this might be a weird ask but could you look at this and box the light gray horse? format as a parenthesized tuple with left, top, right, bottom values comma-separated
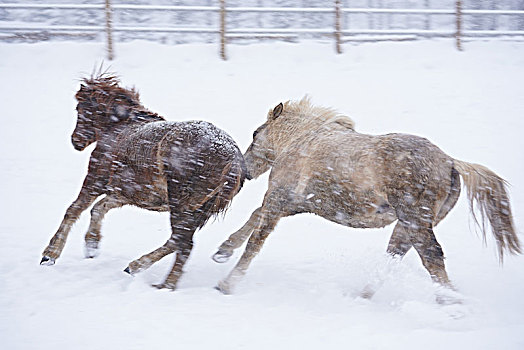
(213, 97, 520, 300)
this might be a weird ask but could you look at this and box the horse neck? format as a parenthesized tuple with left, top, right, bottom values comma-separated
(130, 109, 165, 124)
(270, 113, 331, 155)
(96, 109, 164, 147)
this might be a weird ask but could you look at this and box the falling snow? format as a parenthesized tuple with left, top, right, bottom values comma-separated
(1, 40, 524, 349)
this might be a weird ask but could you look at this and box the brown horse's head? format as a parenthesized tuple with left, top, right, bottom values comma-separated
(243, 103, 283, 180)
(72, 73, 141, 151)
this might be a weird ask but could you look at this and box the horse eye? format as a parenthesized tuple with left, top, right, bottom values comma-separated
(253, 130, 258, 139)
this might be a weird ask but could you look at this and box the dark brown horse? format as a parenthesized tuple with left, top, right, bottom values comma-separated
(41, 72, 246, 290)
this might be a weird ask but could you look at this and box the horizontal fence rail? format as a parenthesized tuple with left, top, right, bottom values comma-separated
(2, 4, 524, 15)
(1, 2, 524, 59)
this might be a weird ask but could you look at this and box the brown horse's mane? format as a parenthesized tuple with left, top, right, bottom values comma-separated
(76, 72, 163, 122)
(78, 72, 140, 104)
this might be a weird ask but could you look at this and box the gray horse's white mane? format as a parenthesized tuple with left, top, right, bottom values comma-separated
(282, 96, 355, 131)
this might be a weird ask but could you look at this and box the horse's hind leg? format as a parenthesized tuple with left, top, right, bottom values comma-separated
(124, 237, 176, 275)
(125, 179, 201, 290)
(41, 188, 99, 265)
(390, 190, 460, 303)
(386, 222, 412, 258)
(408, 220, 464, 304)
(212, 206, 262, 263)
(154, 224, 195, 290)
(409, 221, 451, 288)
(434, 167, 461, 227)
(84, 195, 124, 258)
(150, 209, 200, 290)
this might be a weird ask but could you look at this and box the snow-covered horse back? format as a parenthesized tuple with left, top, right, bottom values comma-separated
(41, 72, 246, 290)
(214, 97, 521, 301)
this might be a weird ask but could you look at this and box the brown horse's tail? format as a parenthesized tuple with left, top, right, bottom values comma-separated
(190, 154, 246, 228)
(453, 159, 521, 261)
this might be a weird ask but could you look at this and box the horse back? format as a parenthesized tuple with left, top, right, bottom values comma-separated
(267, 131, 454, 227)
(108, 120, 244, 212)
(375, 133, 454, 217)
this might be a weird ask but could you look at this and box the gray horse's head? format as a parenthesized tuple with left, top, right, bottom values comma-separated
(243, 103, 283, 180)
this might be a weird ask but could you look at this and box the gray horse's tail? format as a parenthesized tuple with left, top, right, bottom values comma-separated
(453, 159, 521, 261)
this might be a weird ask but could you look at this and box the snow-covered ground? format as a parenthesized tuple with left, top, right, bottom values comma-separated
(1, 39, 523, 349)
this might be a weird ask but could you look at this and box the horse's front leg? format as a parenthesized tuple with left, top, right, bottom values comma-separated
(84, 195, 124, 258)
(41, 187, 99, 265)
(216, 192, 286, 294)
(212, 206, 262, 263)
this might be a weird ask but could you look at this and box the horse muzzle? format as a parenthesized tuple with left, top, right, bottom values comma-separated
(71, 136, 87, 151)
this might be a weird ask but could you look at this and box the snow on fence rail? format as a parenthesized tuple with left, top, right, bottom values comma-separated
(1, 1, 523, 60)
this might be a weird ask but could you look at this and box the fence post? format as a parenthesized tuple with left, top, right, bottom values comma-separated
(220, 0, 227, 60)
(335, 0, 342, 54)
(105, 0, 114, 60)
(424, 0, 431, 30)
(455, 0, 463, 51)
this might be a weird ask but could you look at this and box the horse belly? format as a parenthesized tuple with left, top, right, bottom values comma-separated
(110, 164, 169, 211)
(328, 205, 397, 228)
(306, 184, 397, 229)
(135, 175, 169, 211)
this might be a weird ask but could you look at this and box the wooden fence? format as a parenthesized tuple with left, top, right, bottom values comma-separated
(1, 1, 524, 60)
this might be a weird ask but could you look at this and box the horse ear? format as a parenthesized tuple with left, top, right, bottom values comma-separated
(272, 103, 283, 120)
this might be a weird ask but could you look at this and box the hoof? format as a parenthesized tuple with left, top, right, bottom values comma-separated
(215, 280, 233, 295)
(84, 241, 99, 259)
(360, 285, 376, 300)
(212, 250, 232, 264)
(153, 282, 176, 291)
(436, 294, 463, 305)
(436, 290, 463, 305)
(124, 261, 143, 275)
(435, 283, 463, 305)
(40, 256, 56, 266)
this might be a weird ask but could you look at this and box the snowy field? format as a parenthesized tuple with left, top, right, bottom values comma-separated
(1, 39, 524, 349)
